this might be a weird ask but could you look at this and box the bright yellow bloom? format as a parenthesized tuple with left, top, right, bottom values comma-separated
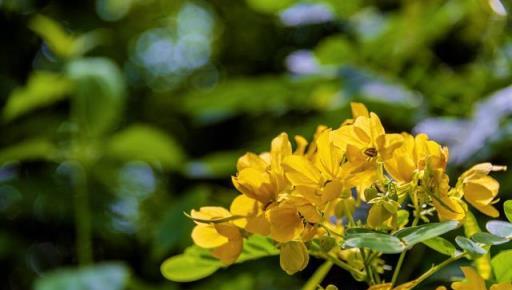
(332, 103, 402, 192)
(232, 133, 292, 205)
(230, 194, 270, 235)
(457, 163, 506, 217)
(190, 207, 243, 264)
(435, 267, 512, 290)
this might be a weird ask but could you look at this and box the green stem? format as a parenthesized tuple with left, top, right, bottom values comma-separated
(391, 215, 420, 286)
(317, 253, 365, 277)
(74, 164, 93, 265)
(410, 253, 465, 289)
(361, 249, 376, 285)
(302, 261, 333, 290)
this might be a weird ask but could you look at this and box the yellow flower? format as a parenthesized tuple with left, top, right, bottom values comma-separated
(232, 133, 292, 204)
(279, 240, 309, 275)
(190, 207, 243, 264)
(332, 103, 402, 191)
(457, 163, 506, 218)
(439, 267, 512, 290)
(267, 203, 305, 243)
(230, 194, 270, 235)
(367, 281, 416, 290)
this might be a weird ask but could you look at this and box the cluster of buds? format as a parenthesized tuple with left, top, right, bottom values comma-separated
(188, 103, 505, 276)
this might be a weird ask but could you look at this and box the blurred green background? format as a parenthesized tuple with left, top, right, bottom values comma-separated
(1, 0, 512, 289)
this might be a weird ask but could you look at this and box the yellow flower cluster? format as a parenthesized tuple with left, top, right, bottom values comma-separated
(188, 103, 506, 274)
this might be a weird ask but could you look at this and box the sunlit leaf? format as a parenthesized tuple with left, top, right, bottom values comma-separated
(0, 139, 57, 164)
(491, 249, 512, 283)
(486, 221, 512, 239)
(67, 57, 125, 137)
(344, 232, 405, 254)
(455, 236, 486, 256)
(422, 237, 457, 257)
(4, 72, 72, 121)
(106, 125, 184, 170)
(504, 200, 512, 223)
(246, 0, 295, 13)
(394, 221, 459, 248)
(34, 262, 129, 290)
(471, 232, 508, 245)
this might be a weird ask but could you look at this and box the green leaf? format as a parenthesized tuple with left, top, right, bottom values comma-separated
(422, 237, 457, 257)
(455, 236, 486, 255)
(504, 200, 512, 223)
(394, 221, 459, 248)
(66, 57, 125, 137)
(161, 246, 223, 282)
(245, 0, 295, 13)
(4, 72, 72, 121)
(486, 221, 512, 239)
(106, 125, 184, 170)
(161, 236, 279, 282)
(314, 35, 355, 65)
(471, 232, 509, 245)
(0, 139, 57, 164)
(344, 232, 405, 254)
(34, 262, 129, 290)
(491, 249, 512, 283)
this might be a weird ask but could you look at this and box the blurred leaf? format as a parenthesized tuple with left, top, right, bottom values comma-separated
(344, 232, 405, 254)
(29, 15, 106, 58)
(471, 232, 509, 245)
(486, 221, 512, 239)
(4, 72, 72, 121)
(34, 262, 130, 290)
(314, 35, 355, 65)
(455, 236, 486, 256)
(183, 151, 240, 178)
(161, 235, 279, 282)
(0, 139, 57, 164)
(422, 237, 457, 257)
(152, 187, 208, 257)
(504, 200, 512, 223)
(106, 125, 184, 170)
(491, 250, 512, 283)
(394, 221, 459, 248)
(67, 57, 125, 137)
(246, 0, 295, 13)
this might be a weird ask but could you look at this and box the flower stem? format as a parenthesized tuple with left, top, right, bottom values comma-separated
(73, 164, 93, 265)
(410, 253, 465, 289)
(302, 261, 333, 290)
(391, 215, 420, 286)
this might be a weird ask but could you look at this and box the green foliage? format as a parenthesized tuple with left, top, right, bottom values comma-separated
(422, 237, 458, 257)
(106, 125, 184, 170)
(161, 235, 279, 282)
(395, 221, 460, 248)
(344, 232, 405, 254)
(486, 221, 512, 239)
(34, 263, 130, 290)
(4, 72, 72, 121)
(504, 200, 512, 223)
(455, 236, 486, 256)
(0, 138, 57, 164)
(491, 250, 512, 283)
(471, 232, 508, 245)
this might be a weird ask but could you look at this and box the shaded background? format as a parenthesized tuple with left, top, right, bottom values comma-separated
(1, 0, 512, 289)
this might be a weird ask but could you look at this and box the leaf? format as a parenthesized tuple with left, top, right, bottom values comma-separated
(183, 151, 240, 178)
(34, 262, 129, 290)
(486, 221, 512, 239)
(471, 232, 509, 245)
(66, 57, 125, 137)
(161, 246, 222, 282)
(161, 236, 279, 282)
(455, 236, 486, 255)
(344, 232, 406, 254)
(504, 200, 512, 223)
(4, 72, 72, 121)
(0, 139, 57, 164)
(464, 210, 492, 279)
(491, 249, 512, 283)
(422, 237, 457, 257)
(106, 125, 184, 170)
(152, 187, 209, 257)
(245, 0, 295, 13)
(394, 221, 460, 248)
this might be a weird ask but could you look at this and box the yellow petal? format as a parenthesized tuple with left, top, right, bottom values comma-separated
(351, 102, 369, 118)
(451, 267, 487, 290)
(282, 155, 323, 187)
(271, 132, 292, 171)
(367, 283, 393, 290)
(298, 204, 322, 223)
(279, 241, 309, 275)
(232, 167, 274, 203)
(212, 237, 243, 265)
(294, 135, 308, 155)
(490, 284, 512, 290)
(433, 196, 466, 221)
(246, 213, 271, 235)
(316, 129, 344, 178)
(214, 223, 242, 240)
(236, 152, 268, 171)
(367, 203, 393, 228)
(321, 180, 344, 203)
(191, 206, 231, 221)
(230, 194, 261, 227)
(191, 225, 228, 248)
(268, 206, 304, 242)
